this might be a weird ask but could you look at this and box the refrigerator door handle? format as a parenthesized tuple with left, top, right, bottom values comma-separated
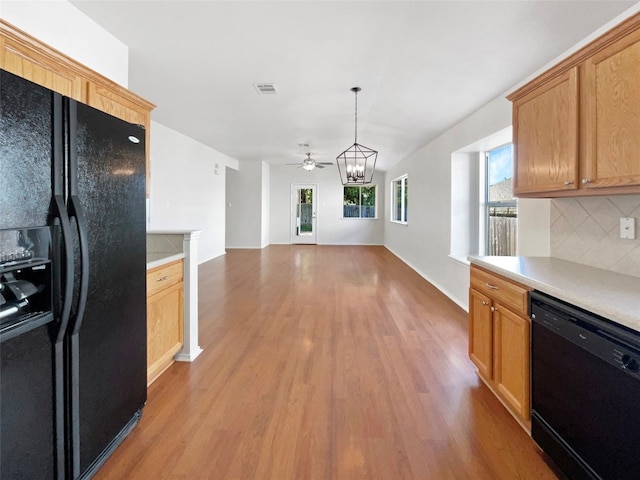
(67, 195, 89, 336)
(52, 195, 74, 344)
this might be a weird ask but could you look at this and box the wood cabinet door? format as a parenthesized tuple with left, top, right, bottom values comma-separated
(512, 67, 579, 195)
(493, 304, 530, 421)
(469, 289, 493, 380)
(583, 28, 640, 190)
(147, 282, 184, 384)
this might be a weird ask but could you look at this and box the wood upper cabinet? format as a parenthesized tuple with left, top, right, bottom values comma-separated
(508, 12, 640, 197)
(512, 68, 579, 195)
(583, 27, 640, 190)
(0, 30, 85, 100)
(469, 265, 531, 431)
(0, 19, 155, 196)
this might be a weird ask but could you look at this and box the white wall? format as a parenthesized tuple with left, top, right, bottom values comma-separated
(1, 0, 128, 87)
(149, 121, 236, 263)
(269, 165, 385, 245)
(2, 1, 239, 264)
(384, 95, 550, 310)
(261, 162, 270, 248)
(226, 160, 265, 248)
(383, 4, 640, 310)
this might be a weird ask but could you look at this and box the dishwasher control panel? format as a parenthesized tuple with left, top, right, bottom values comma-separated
(531, 291, 640, 381)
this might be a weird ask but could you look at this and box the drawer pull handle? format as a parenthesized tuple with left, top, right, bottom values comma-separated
(156, 275, 169, 282)
(486, 283, 499, 290)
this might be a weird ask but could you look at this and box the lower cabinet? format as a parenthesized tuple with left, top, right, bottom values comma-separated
(147, 260, 184, 385)
(469, 265, 532, 430)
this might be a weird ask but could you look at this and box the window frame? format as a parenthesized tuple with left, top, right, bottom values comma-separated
(342, 185, 378, 219)
(390, 174, 408, 225)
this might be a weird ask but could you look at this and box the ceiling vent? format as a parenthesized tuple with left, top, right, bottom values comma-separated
(297, 143, 310, 148)
(253, 83, 279, 95)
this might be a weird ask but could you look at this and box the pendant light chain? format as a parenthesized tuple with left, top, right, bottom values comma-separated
(354, 88, 358, 145)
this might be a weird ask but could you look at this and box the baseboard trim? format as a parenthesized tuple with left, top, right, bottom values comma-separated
(384, 245, 468, 312)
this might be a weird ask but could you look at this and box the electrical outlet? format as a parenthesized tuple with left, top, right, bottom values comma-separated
(620, 217, 636, 240)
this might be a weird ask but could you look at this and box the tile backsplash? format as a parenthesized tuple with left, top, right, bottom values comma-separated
(551, 195, 640, 278)
(146, 234, 184, 254)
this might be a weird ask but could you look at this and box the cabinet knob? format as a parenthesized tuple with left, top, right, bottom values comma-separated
(482, 300, 488, 306)
(564, 180, 574, 185)
(582, 178, 591, 184)
(491, 306, 496, 313)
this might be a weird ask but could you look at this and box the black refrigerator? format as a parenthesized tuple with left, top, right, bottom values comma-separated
(0, 70, 147, 479)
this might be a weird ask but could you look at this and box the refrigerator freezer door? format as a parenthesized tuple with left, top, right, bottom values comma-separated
(1, 326, 57, 477)
(0, 70, 54, 230)
(0, 70, 65, 479)
(68, 101, 147, 478)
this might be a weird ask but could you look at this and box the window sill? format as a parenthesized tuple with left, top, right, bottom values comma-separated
(390, 220, 408, 226)
(341, 217, 379, 220)
(448, 254, 470, 267)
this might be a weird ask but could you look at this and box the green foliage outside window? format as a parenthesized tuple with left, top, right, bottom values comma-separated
(343, 186, 376, 218)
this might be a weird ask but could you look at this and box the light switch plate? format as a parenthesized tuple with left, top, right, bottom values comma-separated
(620, 217, 636, 240)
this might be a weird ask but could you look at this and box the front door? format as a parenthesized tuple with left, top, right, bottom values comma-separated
(291, 184, 317, 244)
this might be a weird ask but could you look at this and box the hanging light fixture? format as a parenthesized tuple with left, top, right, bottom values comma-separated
(302, 153, 316, 171)
(336, 87, 377, 185)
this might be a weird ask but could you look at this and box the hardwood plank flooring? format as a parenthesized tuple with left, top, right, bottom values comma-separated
(95, 245, 559, 479)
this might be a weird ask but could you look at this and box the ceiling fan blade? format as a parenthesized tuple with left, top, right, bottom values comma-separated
(315, 165, 325, 169)
(317, 162, 333, 166)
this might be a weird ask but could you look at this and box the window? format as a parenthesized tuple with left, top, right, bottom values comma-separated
(343, 185, 377, 218)
(485, 144, 516, 255)
(391, 175, 408, 224)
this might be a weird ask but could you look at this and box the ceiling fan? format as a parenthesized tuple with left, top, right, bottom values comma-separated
(287, 153, 333, 171)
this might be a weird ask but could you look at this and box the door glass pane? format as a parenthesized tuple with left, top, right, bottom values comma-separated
(297, 188, 313, 236)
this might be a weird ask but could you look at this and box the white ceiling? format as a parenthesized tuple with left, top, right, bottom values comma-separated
(71, 0, 636, 171)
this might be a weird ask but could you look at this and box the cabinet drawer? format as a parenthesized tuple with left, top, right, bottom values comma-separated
(147, 260, 183, 298)
(470, 265, 529, 315)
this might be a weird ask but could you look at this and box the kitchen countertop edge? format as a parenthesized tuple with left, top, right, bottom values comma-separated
(467, 256, 640, 332)
(147, 252, 185, 270)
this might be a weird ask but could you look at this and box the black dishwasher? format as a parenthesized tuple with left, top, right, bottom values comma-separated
(531, 291, 640, 480)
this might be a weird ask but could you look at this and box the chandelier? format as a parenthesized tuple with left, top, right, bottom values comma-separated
(336, 87, 377, 185)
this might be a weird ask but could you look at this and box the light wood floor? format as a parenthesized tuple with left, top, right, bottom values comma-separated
(95, 245, 559, 480)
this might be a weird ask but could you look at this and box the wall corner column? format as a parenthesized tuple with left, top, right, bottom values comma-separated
(175, 230, 203, 362)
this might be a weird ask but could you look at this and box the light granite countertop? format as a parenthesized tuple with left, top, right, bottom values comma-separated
(468, 256, 640, 333)
(146, 252, 185, 270)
